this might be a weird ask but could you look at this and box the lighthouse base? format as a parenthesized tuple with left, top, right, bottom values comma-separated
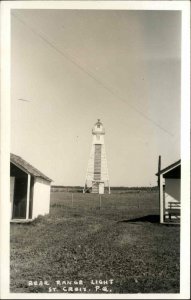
(92, 182, 104, 194)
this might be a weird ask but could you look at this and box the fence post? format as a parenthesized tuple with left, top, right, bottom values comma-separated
(99, 195, 102, 210)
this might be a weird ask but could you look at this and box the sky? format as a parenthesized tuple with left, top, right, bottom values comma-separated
(11, 9, 181, 187)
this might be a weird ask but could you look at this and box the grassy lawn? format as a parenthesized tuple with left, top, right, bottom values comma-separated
(10, 191, 180, 294)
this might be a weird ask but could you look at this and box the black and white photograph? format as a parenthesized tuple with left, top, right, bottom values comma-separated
(0, 0, 190, 299)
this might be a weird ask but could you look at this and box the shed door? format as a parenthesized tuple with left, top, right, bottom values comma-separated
(29, 176, 34, 219)
(12, 177, 28, 219)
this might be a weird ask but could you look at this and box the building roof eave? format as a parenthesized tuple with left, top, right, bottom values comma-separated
(10, 153, 52, 182)
(155, 159, 181, 176)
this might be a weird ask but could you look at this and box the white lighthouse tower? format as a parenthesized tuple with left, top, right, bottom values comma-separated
(83, 119, 110, 194)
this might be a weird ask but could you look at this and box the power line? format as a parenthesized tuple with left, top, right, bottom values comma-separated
(17, 98, 30, 102)
(12, 12, 174, 137)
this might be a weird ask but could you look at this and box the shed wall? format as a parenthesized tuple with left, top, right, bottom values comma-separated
(10, 177, 15, 219)
(165, 178, 180, 209)
(32, 178, 51, 218)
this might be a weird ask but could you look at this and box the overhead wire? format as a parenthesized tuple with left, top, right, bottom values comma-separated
(12, 12, 174, 137)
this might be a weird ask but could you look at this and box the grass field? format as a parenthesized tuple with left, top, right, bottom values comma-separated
(10, 191, 180, 294)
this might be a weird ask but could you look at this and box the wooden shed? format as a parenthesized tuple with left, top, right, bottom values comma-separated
(156, 159, 181, 224)
(10, 153, 52, 222)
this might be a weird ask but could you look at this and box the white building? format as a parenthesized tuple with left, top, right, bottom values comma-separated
(10, 153, 52, 222)
(83, 119, 110, 194)
(156, 159, 181, 224)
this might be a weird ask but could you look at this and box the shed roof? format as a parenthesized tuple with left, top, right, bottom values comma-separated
(156, 159, 181, 176)
(10, 153, 52, 182)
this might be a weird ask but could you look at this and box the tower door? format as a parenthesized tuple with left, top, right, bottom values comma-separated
(99, 183, 104, 194)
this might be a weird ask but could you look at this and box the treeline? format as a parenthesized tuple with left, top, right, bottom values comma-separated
(51, 185, 158, 193)
(111, 186, 158, 190)
(110, 186, 158, 194)
(51, 186, 82, 192)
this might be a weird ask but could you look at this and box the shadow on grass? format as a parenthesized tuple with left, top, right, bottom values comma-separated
(119, 215, 180, 226)
(119, 214, 160, 224)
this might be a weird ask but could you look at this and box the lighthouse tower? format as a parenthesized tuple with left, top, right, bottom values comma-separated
(83, 119, 110, 194)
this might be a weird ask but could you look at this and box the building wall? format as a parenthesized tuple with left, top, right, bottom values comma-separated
(94, 144, 101, 180)
(100, 143, 109, 182)
(93, 134, 104, 145)
(164, 178, 180, 209)
(10, 177, 15, 219)
(32, 177, 51, 219)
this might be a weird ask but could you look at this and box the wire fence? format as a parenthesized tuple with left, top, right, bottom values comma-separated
(50, 191, 159, 211)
